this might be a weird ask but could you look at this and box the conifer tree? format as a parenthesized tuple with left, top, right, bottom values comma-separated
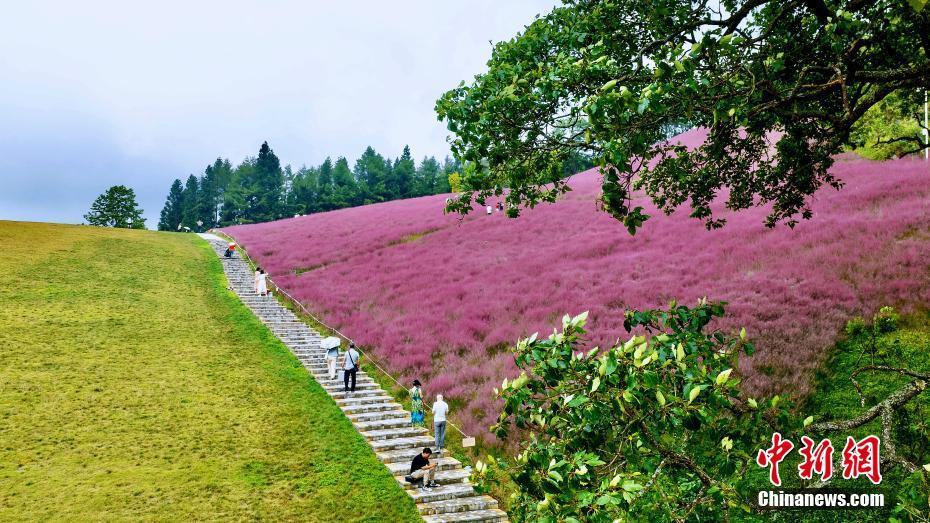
(389, 145, 415, 199)
(85, 185, 146, 229)
(178, 175, 201, 231)
(157, 179, 184, 231)
(415, 156, 441, 196)
(245, 141, 283, 222)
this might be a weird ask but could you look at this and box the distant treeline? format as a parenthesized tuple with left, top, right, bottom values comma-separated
(158, 141, 592, 232)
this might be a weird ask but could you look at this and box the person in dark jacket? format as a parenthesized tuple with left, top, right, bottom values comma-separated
(408, 448, 437, 490)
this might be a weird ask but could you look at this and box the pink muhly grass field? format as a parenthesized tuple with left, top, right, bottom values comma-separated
(222, 135, 930, 441)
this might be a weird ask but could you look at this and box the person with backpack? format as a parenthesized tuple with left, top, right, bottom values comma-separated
(343, 343, 360, 393)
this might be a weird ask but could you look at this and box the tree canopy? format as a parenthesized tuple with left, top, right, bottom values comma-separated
(436, 0, 930, 233)
(84, 185, 146, 229)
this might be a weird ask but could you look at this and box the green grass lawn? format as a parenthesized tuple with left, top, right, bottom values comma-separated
(0, 221, 420, 522)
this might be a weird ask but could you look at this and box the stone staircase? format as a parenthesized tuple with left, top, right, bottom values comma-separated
(202, 235, 508, 523)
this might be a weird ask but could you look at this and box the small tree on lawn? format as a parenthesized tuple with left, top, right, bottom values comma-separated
(84, 185, 146, 229)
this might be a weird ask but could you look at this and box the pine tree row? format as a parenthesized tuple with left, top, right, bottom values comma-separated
(157, 142, 461, 232)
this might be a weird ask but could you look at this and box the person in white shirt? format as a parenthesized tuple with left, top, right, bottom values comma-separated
(254, 268, 268, 296)
(432, 394, 449, 455)
(343, 343, 360, 393)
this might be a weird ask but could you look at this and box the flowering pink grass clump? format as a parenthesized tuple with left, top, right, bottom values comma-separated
(223, 132, 930, 441)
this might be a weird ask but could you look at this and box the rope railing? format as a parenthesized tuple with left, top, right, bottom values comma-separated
(209, 231, 473, 444)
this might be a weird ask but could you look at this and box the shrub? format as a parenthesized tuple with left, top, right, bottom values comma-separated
(845, 316, 867, 337)
(874, 306, 900, 333)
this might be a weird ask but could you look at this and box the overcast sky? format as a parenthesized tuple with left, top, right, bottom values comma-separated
(0, 1, 556, 227)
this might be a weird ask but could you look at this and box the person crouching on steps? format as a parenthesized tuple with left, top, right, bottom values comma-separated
(343, 343, 360, 394)
(409, 447, 438, 491)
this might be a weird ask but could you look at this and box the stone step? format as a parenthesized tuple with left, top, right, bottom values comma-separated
(376, 446, 442, 464)
(362, 426, 428, 441)
(312, 373, 372, 384)
(348, 409, 410, 424)
(336, 394, 394, 406)
(422, 509, 509, 523)
(343, 405, 412, 422)
(319, 376, 375, 387)
(398, 468, 471, 489)
(417, 496, 498, 516)
(409, 483, 477, 504)
(329, 388, 383, 399)
(323, 381, 378, 391)
(340, 402, 403, 414)
(369, 435, 434, 452)
(353, 415, 414, 431)
(386, 456, 461, 475)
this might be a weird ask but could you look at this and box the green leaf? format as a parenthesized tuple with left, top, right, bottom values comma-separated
(715, 368, 732, 386)
(656, 390, 666, 407)
(601, 79, 618, 91)
(572, 311, 589, 326)
(907, 0, 927, 12)
(803, 415, 814, 427)
(688, 386, 701, 403)
(567, 395, 590, 408)
(548, 470, 563, 482)
(747, 398, 758, 409)
(591, 377, 601, 392)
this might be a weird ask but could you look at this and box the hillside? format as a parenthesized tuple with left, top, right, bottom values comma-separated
(0, 221, 420, 521)
(222, 138, 930, 440)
